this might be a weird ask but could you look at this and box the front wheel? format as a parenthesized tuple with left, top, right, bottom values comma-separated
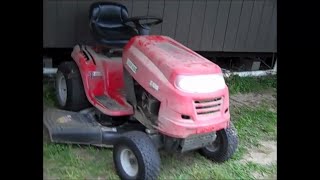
(113, 131, 161, 180)
(199, 122, 238, 162)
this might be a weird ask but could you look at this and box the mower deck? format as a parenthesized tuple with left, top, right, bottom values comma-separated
(43, 107, 117, 146)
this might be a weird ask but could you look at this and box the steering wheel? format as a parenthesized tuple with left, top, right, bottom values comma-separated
(124, 16, 163, 28)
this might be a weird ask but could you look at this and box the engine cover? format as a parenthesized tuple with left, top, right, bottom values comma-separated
(122, 35, 230, 139)
(123, 35, 222, 83)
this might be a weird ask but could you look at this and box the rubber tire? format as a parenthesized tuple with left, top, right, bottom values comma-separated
(113, 131, 161, 180)
(55, 61, 91, 111)
(199, 122, 238, 163)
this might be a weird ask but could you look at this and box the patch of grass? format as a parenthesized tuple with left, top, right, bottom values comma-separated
(43, 143, 119, 179)
(226, 75, 277, 94)
(43, 83, 57, 107)
(159, 152, 254, 180)
(232, 105, 277, 147)
(158, 151, 277, 180)
(43, 104, 277, 179)
(249, 162, 277, 177)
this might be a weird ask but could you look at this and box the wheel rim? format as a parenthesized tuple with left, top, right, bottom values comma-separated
(57, 72, 67, 106)
(205, 134, 222, 152)
(120, 148, 139, 177)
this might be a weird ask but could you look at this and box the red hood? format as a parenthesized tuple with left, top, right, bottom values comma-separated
(126, 35, 222, 81)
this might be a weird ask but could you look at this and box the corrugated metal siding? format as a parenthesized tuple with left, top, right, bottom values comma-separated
(43, 0, 277, 53)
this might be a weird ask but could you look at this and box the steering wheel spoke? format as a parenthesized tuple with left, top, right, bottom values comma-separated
(124, 16, 162, 28)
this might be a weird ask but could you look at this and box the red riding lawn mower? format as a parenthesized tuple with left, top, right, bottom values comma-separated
(44, 2, 238, 180)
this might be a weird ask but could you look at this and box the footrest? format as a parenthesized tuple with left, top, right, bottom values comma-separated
(95, 95, 128, 110)
(43, 108, 103, 145)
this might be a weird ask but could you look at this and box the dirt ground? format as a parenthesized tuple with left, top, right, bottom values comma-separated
(230, 89, 277, 110)
(231, 91, 277, 179)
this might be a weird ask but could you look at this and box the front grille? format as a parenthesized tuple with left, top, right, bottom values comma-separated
(194, 97, 223, 116)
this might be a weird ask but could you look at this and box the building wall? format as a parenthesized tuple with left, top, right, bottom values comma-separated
(43, 0, 277, 53)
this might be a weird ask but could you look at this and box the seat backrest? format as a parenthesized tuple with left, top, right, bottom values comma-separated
(89, 2, 128, 27)
(89, 2, 137, 48)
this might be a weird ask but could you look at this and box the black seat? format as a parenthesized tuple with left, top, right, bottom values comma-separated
(89, 2, 138, 48)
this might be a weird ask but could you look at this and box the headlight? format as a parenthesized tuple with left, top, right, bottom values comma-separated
(175, 74, 226, 93)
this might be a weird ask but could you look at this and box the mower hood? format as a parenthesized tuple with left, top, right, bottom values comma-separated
(125, 35, 222, 83)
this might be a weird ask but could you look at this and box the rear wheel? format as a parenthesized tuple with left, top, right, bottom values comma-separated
(55, 61, 91, 111)
(199, 122, 238, 162)
(113, 131, 160, 180)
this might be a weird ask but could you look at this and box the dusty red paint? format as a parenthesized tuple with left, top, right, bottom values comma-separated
(71, 35, 230, 138)
(123, 35, 230, 138)
(71, 45, 133, 116)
